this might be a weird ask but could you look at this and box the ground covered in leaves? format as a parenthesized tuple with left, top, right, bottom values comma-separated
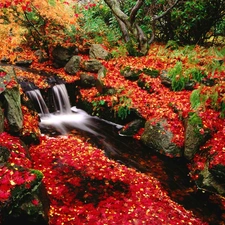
(29, 134, 207, 225)
(0, 42, 225, 224)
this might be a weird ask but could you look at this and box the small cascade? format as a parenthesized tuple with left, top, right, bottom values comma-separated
(52, 84, 71, 114)
(25, 83, 121, 136)
(26, 89, 49, 115)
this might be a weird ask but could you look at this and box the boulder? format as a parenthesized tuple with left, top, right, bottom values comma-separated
(141, 119, 182, 157)
(82, 59, 103, 72)
(34, 50, 49, 63)
(52, 45, 77, 68)
(119, 119, 145, 136)
(0, 67, 23, 133)
(80, 73, 96, 88)
(89, 44, 111, 60)
(184, 115, 211, 160)
(4, 86, 23, 133)
(64, 55, 81, 75)
(195, 162, 225, 196)
(0, 104, 4, 132)
(15, 59, 33, 67)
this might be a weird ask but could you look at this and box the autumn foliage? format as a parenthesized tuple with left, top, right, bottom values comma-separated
(0, 0, 225, 224)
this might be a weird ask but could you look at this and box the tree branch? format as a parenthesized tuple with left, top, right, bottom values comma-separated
(130, 0, 144, 25)
(152, 0, 180, 21)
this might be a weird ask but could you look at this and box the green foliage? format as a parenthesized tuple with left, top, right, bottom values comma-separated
(77, 2, 121, 47)
(187, 68, 206, 83)
(190, 89, 201, 110)
(92, 100, 106, 113)
(117, 96, 132, 120)
(168, 62, 189, 91)
(188, 112, 203, 136)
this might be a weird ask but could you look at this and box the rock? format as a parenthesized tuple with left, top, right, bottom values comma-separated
(82, 59, 103, 72)
(184, 114, 211, 160)
(160, 70, 172, 88)
(0, 67, 23, 133)
(15, 59, 33, 67)
(4, 86, 23, 133)
(0, 67, 13, 94)
(195, 162, 225, 196)
(0, 146, 10, 163)
(64, 55, 81, 75)
(0, 103, 4, 132)
(119, 119, 145, 136)
(97, 66, 107, 80)
(80, 73, 96, 88)
(141, 119, 182, 157)
(52, 45, 77, 68)
(89, 44, 111, 60)
(0, 57, 10, 63)
(0, 164, 49, 225)
(34, 50, 49, 63)
(120, 66, 141, 81)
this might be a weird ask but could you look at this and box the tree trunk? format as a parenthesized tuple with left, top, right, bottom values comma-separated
(104, 0, 148, 55)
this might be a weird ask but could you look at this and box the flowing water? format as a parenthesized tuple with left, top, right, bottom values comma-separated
(26, 84, 225, 224)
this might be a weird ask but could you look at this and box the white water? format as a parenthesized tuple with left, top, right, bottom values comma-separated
(27, 84, 123, 135)
(26, 89, 49, 115)
(52, 83, 71, 113)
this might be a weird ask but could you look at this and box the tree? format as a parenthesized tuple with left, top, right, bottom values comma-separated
(103, 0, 180, 55)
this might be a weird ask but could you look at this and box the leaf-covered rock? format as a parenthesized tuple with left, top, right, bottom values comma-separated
(141, 119, 183, 157)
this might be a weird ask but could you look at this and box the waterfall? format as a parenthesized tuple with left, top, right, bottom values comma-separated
(26, 89, 49, 115)
(52, 84, 71, 114)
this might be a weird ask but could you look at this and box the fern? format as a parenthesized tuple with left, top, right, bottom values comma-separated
(190, 89, 201, 109)
(168, 61, 189, 91)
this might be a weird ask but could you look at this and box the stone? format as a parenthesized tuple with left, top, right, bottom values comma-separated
(80, 73, 96, 88)
(89, 44, 111, 60)
(15, 59, 33, 67)
(4, 86, 23, 133)
(184, 118, 211, 160)
(34, 50, 49, 63)
(120, 66, 141, 81)
(52, 45, 78, 68)
(82, 59, 103, 72)
(141, 119, 182, 157)
(119, 119, 145, 136)
(64, 55, 81, 75)
(0, 103, 4, 132)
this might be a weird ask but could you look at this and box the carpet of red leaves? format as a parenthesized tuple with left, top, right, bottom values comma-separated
(29, 135, 207, 225)
(1, 43, 225, 224)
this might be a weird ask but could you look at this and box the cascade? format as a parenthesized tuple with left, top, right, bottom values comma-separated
(52, 84, 71, 114)
(26, 89, 49, 115)
(26, 84, 102, 135)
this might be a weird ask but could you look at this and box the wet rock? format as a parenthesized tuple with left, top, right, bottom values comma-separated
(82, 59, 103, 72)
(119, 119, 145, 136)
(141, 119, 182, 157)
(89, 44, 111, 60)
(195, 162, 225, 196)
(64, 55, 81, 75)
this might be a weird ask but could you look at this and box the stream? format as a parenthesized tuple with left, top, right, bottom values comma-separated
(39, 106, 224, 225)
(1, 62, 224, 224)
